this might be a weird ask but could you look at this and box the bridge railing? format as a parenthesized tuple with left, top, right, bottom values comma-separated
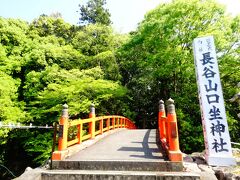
(52, 104, 136, 160)
(158, 98, 183, 162)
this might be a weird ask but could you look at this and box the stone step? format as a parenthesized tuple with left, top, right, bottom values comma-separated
(52, 160, 183, 172)
(42, 170, 200, 180)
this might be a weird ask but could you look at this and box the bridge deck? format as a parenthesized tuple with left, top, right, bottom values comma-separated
(66, 129, 166, 161)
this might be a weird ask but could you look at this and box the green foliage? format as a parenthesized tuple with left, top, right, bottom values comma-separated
(71, 24, 122, 80)
(24, 132, 52, 165)
(24, 65, 127, 123)
(0, 18, 28, 53)
(29, 15, 72, 40)
(0, 72, 25, 122)
(78, 0, 111, 26)
(71, 24, 114, 56)
(91, 51, 120, 80)
(0, 71, 26, 147)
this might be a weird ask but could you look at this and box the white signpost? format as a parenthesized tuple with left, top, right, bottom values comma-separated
(193, 36, 236, 166)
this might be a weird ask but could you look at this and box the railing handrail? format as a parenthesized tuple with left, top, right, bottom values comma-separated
(68, 115, 132, 127)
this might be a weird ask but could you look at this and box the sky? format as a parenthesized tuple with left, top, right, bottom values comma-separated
(0, 0, 240, 33)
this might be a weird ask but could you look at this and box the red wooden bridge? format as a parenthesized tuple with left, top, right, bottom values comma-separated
(42, 99, 203, 180)
(52, 99, 181, 162)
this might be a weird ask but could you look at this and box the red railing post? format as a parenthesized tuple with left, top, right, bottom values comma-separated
(107, 118, 110, 131)
(120, 118, 123, 128)
(112, 117, 115, 129)
(116, 117, 119, 128)
(89, 103, 96, 118)
(89, 104, 95, 139)
(123, 118, 126, 128)
(58, 104, 69, 151)
(52, 104, 69, 160)
(77, 124, 82, 144)
(166, 98, 182, 162)
(100, 119, 103, 135)
(120, 118, 122, 128)
(158, 100, 166, 142)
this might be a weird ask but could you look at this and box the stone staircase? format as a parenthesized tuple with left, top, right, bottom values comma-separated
(52, 160, 183, 171)
(41, 159, 200, 180)
(16, 159, 219, 180)
(42, 170, 200, 180)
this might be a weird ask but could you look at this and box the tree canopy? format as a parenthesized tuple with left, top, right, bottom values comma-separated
(78, 0, 112, 26)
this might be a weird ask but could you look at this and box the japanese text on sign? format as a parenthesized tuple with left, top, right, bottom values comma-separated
(193, 36, 235, 166)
